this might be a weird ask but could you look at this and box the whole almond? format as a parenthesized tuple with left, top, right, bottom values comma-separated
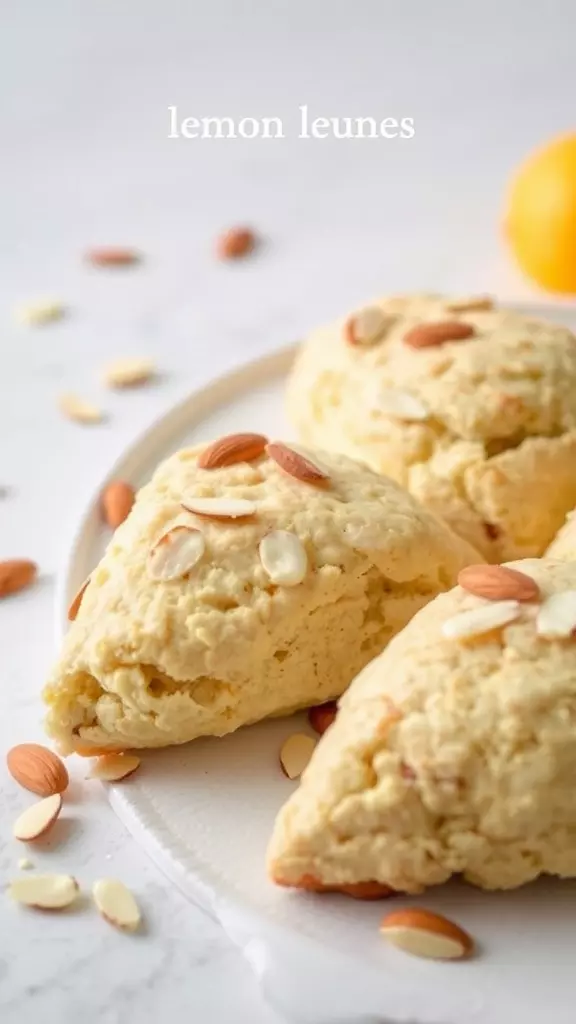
(7, 744, 69, 797)
(266, 443, 330, 487)
(86, 247, 140, 267)
(307, 702, 338, 736)
(380, 907, 473, 960)
(101, 481, 135, 528)
(404, 320, 475, 349)
(68, 577, 90, 621)
(216, 227, 256, 260)
(199, 432, 268, 469)
(0, 559, 37, 598)
(458, 564, 540, 602)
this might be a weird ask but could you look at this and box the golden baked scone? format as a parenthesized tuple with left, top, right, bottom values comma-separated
(546, 509, 576, 561)
(44, 435, 479, 753)
(286, 294, 576, 562)
(268, 558, 576, 894)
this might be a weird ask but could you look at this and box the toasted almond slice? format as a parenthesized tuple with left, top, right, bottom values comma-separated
(404, 320, 475, 349)
(441, 599, 521, 641)
(344, 306, 394, 346)
(181, 496, 256, 520)
(266, 442, 330, 486)
(13, 793, 63, 842)
(101, 480, 135, 528)
(307, 701, 338, 736)
(279, 734, 317, 780)
(103, 357, 155, 388)
(458, 564, 540, 603)
(15, 299, 67, 326)
(259, 531, 308, 586)
(198, 432, 268, 469)
(86, 247, 141, 267)
(380, 908, 473, 960)
(68, 578, 90, 621)
(536, 590, 576, 639)
(7, 743, 69, 797)
(148, 525, 205, 581)
(58, 393, 104, 424)
(88, 753, 141, 782)
(92, 879, 141, 931)
(374, 388, 429, 421)
(9, 873, 79, 910)
(0, 559, 37, 598)
(445, 295, 494, 313)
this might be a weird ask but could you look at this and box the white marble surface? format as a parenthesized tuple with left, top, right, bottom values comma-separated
(1, 2, 575, 1022)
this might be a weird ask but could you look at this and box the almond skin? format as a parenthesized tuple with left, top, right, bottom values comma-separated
(216, 227, 256, 260)
(272, 873, 396, 899)
(458, 564, 540, 602)
(101, 481, 135, 528)
(307, 702, 338, 736)
(0, 559, 37, 598)
(266, 443, 330, 486)
(404, 320, 474, 348)
(198, 433, 268, 469)
(7, 744, 69, 797)
(86, 247, 140, 267)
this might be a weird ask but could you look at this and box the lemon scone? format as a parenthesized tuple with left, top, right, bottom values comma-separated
(546, 509, 576, 561)
(268, 558, 576, 894)
(287, 294, 576, 562)
(44, 434, 479, 754)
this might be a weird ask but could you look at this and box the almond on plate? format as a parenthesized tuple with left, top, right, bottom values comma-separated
(279, 734, 317, 780)
(9, 873, 79, 910)
(103, 357, 155, 388)
(0, 559, 37, 598)
(7, 743, 69, 796)
(13, 793, 63, 842)
(380, 907, 474, 960)
(307, 702, 338, 735)
(216, 227, 256, 260)
(101, 480, 135, 528)
(88, 753, 140, 782)
(86, 247, 141, 267)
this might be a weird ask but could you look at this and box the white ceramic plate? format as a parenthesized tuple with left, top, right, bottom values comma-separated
(57, 310, 576, 1024)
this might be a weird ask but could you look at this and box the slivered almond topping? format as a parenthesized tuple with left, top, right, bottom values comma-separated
(181, 496, 256, 520)
(458, 564, 540, 603)
(148, 526, 205, 581)
(92, 879, 141, 931)
(15, 299, 67, 326)
(68, 577, 90, 621)
(101, 480, 135, 528)
(374, 388, 429, 421)
(279, 734, 317, 779)
(103, 358, 155, 388)
(380, 908, 473, 960)
(13, 793, 63, 842)
(446, 295, 494, 313)
(344, 306, 394, 346)
(404, 320, 475, 349)
(536, 590, 576, 639)
(308, 701, 338, 735)
(259, 530, 308, 586)
(0, 559, 37, 598)
(59, 393, 104, 424)
(199, 432, 268, 469)
(266, 443, 330, 486)
(442, 600, 521, 641)
(86, 247, 140, 267)
(9, 873, 79, 910)
(88, 753, 141, 782)
(7, 744, 69, 797)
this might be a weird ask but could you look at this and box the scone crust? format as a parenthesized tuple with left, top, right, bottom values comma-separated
(287, 294, 576, 561)
(44, 442, 478, 752)
(268, 558, 576, 893)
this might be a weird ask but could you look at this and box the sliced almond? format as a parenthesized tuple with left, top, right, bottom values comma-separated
(88, 753, 140, 782)
(68, 577, 90, 621)
(279, 733, 317, 780)
(18, 858, 34, 870)
(446, 295, 494, 313)
(216, 227, 256, 260)
(103, 357, 155, 389)
(307, 701, 338, 736)
(15, 299, 67, 326)
(181, 496, 256, 520)
(458, 564, 540, 603)
(92, 878, 141, 931)
(0, 559, 37, 598)
(9, 873, 79, 910)
(198, 432, 268, 469)
(7, 744, 69, 797)
(148, 525, 206, 581)
(404, 320, 475, 349)
(59, 393, 104, 425)
(101, 480, 135, 528)
(441, 599, 521, 641)
(259, 531, 308, 586)
(380, 908, 473, 960)
(72, 742, 126, 757)
(536, 590, 576, 639)
(344, 306, 393, 346)
(86, 247, 141, 267)
(266, 442, 330, 487)
(374, 388, 429, 421)
(13, 793, 63, 842)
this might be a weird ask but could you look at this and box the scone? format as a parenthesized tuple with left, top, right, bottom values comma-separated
(287, 293, 576, 562)
(268, 558, 576, 894)
(546, 509, 576, 561)
(44, 434, 479, 754)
